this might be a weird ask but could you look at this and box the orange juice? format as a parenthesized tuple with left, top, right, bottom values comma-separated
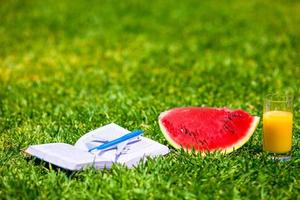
(263, 111, 293, 153)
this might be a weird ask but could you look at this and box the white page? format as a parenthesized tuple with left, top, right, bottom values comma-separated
(75, 123, 170, 168)
(75, 123, 130, 151)
(26, 143, 96, 170)
(116, 137, 170, 167)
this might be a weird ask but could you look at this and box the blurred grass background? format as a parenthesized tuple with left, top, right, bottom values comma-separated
(0, 0, 300, 199)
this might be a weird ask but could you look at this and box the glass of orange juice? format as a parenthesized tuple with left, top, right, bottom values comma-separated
(263, 93, 293, 160)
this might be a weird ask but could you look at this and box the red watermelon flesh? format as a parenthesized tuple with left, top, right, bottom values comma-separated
(159, 107, 260, 153)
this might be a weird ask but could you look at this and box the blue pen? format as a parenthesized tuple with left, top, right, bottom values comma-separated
(88, 130, 144, 152)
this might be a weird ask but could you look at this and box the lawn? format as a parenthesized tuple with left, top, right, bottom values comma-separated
(0, 0, 300, 199)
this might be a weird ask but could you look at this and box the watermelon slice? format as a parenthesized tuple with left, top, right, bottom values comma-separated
(158, 107, 260, 154)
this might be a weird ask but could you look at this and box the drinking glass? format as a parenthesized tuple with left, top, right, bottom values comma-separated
(263, 93, 293, 161)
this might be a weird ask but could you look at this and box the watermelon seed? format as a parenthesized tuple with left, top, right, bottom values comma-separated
(181, 127, 193, 137)
(223, 123, 235, 134)
(228, 113, 243, 120)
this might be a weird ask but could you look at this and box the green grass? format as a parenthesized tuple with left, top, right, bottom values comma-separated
(1, 0, 300, 199)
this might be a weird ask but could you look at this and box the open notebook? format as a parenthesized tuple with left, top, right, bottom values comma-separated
(25, 123, 169, 171)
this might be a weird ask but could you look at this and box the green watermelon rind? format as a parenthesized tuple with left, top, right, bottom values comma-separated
(158, 110, 260, 154)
